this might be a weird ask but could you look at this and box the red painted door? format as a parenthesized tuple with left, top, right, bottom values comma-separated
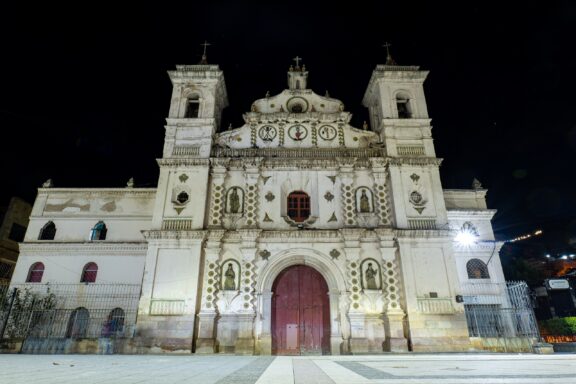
(272, 265, 330, 355)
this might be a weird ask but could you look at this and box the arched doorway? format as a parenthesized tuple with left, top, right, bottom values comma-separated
(271, 265, 330, 355)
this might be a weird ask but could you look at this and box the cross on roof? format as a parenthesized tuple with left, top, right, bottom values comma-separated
(201, 40, 211, 57)
(292, 56, 302, 67)
(382, 42, 392, 57)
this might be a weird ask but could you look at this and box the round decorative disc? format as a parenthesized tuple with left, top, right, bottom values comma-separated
(288, 125, 308, 141)
(258, 125, 277, 141)
(318, 125, 337, 140)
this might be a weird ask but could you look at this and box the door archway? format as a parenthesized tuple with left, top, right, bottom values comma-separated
(271, 265, 330, 355)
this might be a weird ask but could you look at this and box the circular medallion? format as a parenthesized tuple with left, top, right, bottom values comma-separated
(409, 191, 423, 205)
(286, 96, 309, 113)
(318, 125, 337, 140)
(258, 125, 277, 141)
(288, 125, 308, 141)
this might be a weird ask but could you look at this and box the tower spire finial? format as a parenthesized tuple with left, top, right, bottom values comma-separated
(292, 56, 302, 69)
(382, 42, 396, 65)
(200, 40, 211, 64)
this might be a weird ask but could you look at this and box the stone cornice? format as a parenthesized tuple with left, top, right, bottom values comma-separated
(259, 230, 343, 243)
(453, 240, 504, 252)
(157, 158, 211, 167)
(37, 188, 157, 196)
(142, 230, 207, 240)
(388, 157, 443, 167)
(447, 210, 497, 219)
(211, 147, 386, 159)
(19, 242, 148, 255)
(395, 229, 453, 239)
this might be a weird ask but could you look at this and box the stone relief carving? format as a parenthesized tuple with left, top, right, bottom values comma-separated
(355, 187, 373, 213)
(324, 191, 334, 202)
(265, 191, 275, 202)
(330, 249, 341, 260)
(221, 259, 240, 291)
(178, 173, 189, 183)
(361, 259, 382, 290)
(408, 173, 427, 215)
(226, 187, 244, 214)
(259, 249, 271, 260)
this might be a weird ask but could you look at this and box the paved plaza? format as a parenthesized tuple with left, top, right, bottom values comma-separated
(0, 353, 575, 384)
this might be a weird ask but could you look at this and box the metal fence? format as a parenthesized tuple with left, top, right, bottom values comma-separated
(0, 283, 141, 344)
(462, 281, 540, 352)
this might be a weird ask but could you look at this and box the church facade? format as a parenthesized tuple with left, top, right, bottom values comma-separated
(10, 58, 510, 354)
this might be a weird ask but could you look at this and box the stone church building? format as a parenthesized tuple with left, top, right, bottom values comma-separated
(9, 56, 513, 355)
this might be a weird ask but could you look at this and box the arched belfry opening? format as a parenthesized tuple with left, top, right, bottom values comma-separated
(271, 265, 330, 355)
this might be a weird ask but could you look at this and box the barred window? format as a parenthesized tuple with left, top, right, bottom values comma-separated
(287, 191, 310, 223)
(467, 258, 490, 279)
(66, 307, 89, 338)
(26, 262, 45, 283)
(90, 221, 107, 241)
(103, 308, 125, 337)
(38, 221, 56, 240)
(81, 262, 98, 283)
(185, 95, 200, 118)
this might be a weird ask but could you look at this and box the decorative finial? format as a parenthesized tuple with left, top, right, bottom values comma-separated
(363, 121, 368, 130)
(292, 56, 302, 69)
(325, 90, 330, 98)
(42, 178, 53, 188)
(289, 65, 294, 72)
(126, 177, 134, 188)
(199, 40, 211, 64)
(228, 123, 233, 130)
(472, 178, 482, 189)
(302, 64, 306, 72)
(265, 91, 270, 98)
(382, 42, 397, 65)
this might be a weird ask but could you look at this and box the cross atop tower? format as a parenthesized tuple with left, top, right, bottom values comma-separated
(292, 56, 302, 68)
(382, 42, 396, 65)
(200, 40, 211, 64)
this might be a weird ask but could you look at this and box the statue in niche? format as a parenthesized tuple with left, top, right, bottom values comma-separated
(360, 189, 370, 213)
(365, 263, 378, 290)
(227, 187, 242, 214)
(223, 263, 236, 290)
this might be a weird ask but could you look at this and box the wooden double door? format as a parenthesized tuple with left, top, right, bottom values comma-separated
(271, 265, 330, 355)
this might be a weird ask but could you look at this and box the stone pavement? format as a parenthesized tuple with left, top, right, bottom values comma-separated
(0, 353, 575, 384)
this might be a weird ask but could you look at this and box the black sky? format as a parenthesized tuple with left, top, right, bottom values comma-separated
(1, 2, 576, 250)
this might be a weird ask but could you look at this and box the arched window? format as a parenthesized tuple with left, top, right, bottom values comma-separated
(26, 262, 45, 283)
(90, 221, 107, 240)
(38, 221, 56, 240)
(185, 95, 200, 118)
(66, 307, 89, 338)
(467, 259, 490, 279)
(396, 94, 412, 118)
(103, 308, 125, 337)
(81, 262, 98, 283)
(287, 191, 310, 222)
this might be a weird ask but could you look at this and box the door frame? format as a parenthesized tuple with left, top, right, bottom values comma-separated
(254, 251, 348, 356)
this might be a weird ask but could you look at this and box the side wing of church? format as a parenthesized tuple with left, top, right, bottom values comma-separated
(8, 58, 518, 355)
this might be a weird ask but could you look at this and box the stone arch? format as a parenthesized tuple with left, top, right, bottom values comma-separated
(255, 248, 348, 355)
(256, 248, 346, 293)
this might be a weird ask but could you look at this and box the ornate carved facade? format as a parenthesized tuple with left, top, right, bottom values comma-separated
(12, 58, 507, 354)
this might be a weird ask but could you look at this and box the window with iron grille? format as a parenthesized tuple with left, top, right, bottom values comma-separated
(90, 221, 107, 240)
(8, 223, 26, 242)
(103, 308, 125, 337)
(66, 307, 89, 338)
(287, 191, 310, 222)
(38, 221, 56, 240)
(26, 262, 45, 283)
(81, 262, 98, 283)
(467, 258, 490, 279)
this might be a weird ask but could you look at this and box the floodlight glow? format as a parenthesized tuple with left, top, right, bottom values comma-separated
(546, 254, 551, 258)
(455, 231, 477, 246)
(561, 255, 568, 260)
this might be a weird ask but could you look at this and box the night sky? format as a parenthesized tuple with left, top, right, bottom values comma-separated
(1, 3, 576, 252)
